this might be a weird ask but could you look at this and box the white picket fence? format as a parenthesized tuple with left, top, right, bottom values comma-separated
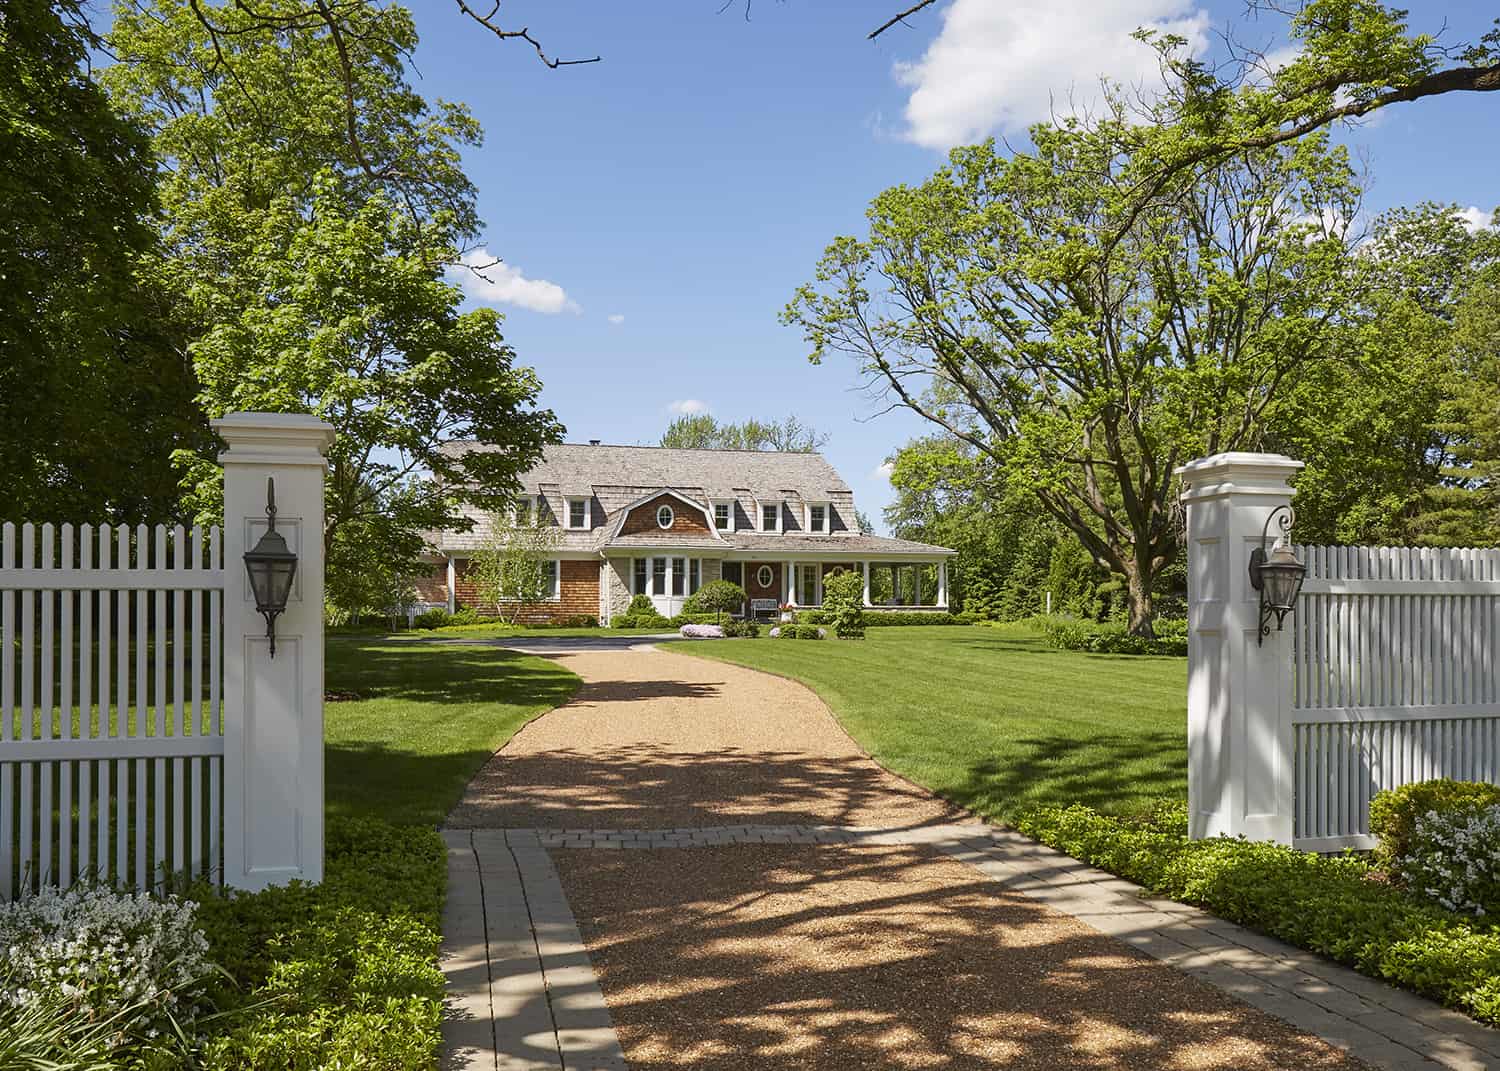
(1290, 545, 1500, 852)
(1, 521, 225, 899)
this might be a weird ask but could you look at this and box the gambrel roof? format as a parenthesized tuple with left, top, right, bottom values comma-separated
(439, 442, 849, 500)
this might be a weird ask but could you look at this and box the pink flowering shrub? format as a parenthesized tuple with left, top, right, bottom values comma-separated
(679, 623, 724, 639)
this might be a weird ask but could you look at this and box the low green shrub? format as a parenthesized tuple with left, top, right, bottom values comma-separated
(795, 610, 961, 627)
(722, 620, 760, 638)
(1370, 779, 1500, 870)
(413, 608, 482, 630)
(611, 613, 671, 629)
(1017, 802, 1500, 1024)
(773, 623, 826, 640)
(625, 594, 656, 617)
(1033, 615, 1188, 656)
(192, 816, 445, 1069)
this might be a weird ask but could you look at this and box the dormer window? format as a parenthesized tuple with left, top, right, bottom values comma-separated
(567, 497, 590, 529)
(656, 504, 675, 529)
(713, 501, 732, 531)
(514, 496, 534, 525)
(761, 502, 780, 533)
(808, 503, 827, 533)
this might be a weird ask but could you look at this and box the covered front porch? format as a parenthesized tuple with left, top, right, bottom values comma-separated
(725, 557, 950, 618)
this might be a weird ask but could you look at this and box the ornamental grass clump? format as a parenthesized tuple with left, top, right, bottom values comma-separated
(0, 883, 214, 1046)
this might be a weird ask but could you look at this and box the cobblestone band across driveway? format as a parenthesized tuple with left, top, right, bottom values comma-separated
(441, 821, 1498, 1071)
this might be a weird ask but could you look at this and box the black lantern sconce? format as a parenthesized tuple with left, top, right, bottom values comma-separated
(242, 477, 298, 658)
(1248, 504, 1307, 646)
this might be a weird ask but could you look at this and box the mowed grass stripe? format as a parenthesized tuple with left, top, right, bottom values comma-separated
(680, 624, 1187, 820)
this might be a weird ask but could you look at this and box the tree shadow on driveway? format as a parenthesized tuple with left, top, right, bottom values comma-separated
(553, 843, 1366, 1070)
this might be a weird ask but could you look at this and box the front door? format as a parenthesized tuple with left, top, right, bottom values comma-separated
(647, 556, 693, 618)
(744, 561, 781, 620)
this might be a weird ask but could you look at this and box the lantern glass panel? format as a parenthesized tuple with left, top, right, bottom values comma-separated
(270, 559, 297, 606)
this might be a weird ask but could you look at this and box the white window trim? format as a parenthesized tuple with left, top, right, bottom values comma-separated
(566, 496, 591, 530)
(656, 504, 675, 529)
(759, 500, 781, 533)
(543, 559, 562, 601)
(634, 556, 704, 597)
(806, 501, 829, 533)
(712, 499, 734, 532)
(755, 564, 774, 588)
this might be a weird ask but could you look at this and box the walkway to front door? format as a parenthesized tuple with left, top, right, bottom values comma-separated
(439, 645, 1487, 1070)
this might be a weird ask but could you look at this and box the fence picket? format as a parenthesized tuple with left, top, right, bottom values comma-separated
(1291, 545, 1500, 850)
(20, 523, 35, 893)
(1, 524, 13, 898)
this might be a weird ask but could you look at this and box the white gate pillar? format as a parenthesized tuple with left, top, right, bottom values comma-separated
(1176, 452, 1302, 845)
(215, 412, 335, 891)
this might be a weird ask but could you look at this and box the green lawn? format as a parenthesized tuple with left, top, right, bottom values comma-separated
(682, 624, 1187, 821)
(324, 636, 581, 825)
(379, 624, 671, 641)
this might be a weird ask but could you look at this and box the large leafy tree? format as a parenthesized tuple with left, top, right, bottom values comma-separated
(1269, 203, 1499, 544)
(659, 414, 828, 452)
(786, 114, 1363, 635)
(0, 0, 205, 521)
(104, 0, 561, 584)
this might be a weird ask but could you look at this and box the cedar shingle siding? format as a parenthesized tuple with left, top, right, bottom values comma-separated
(451, 558, 599, 623)
(618, 493, 712, 538)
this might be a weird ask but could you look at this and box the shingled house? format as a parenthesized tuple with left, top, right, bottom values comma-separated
(416, 442, 954, 623)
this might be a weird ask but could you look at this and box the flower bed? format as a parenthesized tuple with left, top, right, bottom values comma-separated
(679, 623, 724, 639)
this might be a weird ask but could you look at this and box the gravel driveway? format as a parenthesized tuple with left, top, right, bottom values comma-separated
(446, 644, 966, 830)
(442, 643, 1371, 1070)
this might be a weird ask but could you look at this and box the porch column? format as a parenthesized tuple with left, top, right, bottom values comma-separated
(892, 564, 901, 606)
(937, 561, 948, 609)
(862, 560, 871, 606)
(784, 559, 794, 605)
(446, 555, 456, 614)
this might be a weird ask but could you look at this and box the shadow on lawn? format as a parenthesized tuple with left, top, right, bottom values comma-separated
(327, 642, 579, 707)
(958, 730, 1187, 817)
(552, 843, 1360, 1071)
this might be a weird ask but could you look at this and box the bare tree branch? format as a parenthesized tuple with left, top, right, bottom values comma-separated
(868, 0, 939, 41)
(454, 0, 600, 67)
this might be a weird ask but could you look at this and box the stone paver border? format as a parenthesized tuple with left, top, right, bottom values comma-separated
(440, 829, 629, 1070)
(442, 821, 1498, 1070)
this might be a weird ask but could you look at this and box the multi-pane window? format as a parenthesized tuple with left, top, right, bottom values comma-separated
(514, 497, 533, 525)
(714, 502, 731, 530)
(633, 557, 648, 594)
(568, 498, 588, 529)
(671, 557, 686, 596)
(797, 564, 819, 604)
(762, 503, 779, 531)
(689, 559, 702, 594)
(809, 504, 827, 533)
(542, 559, 560, 599)
(652, 557, 667, 595)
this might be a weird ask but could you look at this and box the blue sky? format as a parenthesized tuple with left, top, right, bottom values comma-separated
(407, 0, 1499, 532)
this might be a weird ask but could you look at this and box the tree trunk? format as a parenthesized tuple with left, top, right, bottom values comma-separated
(1125, 566, 1155, 638)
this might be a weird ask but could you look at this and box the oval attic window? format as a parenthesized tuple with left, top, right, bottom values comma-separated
(756, 565, 774, 588)
(656, 504, 675, 529)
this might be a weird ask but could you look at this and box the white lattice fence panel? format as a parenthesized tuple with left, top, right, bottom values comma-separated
(1, 522, 224, 899)
(1291, 545, 1500, 852)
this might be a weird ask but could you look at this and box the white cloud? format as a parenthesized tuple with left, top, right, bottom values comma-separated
(873, 461, 895, 482)
(668, 399, 709, 416)
(894, 0, 1211, 149)
(454, 249, 580, 315)
(1458, 206, 1496, 234)
(607, 313, 626, 325)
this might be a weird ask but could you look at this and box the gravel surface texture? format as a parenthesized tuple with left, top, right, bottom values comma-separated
(447, 647, 965, 829)
(554, 844, 1371, 1070)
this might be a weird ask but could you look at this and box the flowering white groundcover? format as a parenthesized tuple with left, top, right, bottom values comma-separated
(1402, 804, 1500, 916)
(0, 883, 213, 1032)
(679, 623, 724, 639)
